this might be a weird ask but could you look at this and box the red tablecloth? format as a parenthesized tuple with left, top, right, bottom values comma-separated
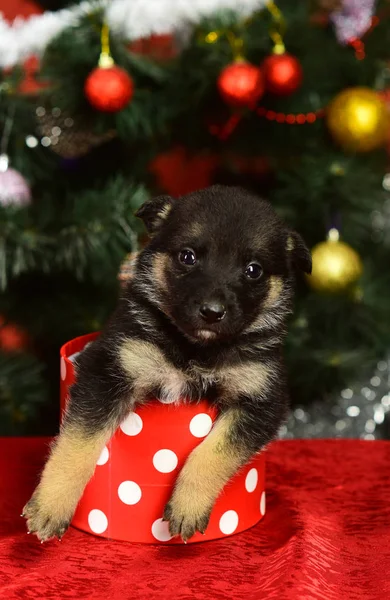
(1, 438, 389, 600)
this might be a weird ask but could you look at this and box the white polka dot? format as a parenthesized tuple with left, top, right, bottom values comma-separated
(96, 446, 109, 466)
(60, 357, 66, 381)
(120, 412, 143, 436)
(118, 481, 142, 505)
(153, 449, 178, 473)
(189, 413, 213, 438)
(245, 468, 258, 493)
(260, 491, 266, 516)
(219, 510, 239, 535)
(151, 518, 173, 542)
(88, 509, 108, 534)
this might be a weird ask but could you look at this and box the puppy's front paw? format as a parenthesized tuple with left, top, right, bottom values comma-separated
(22, 490, 71, 542)
(163, 491, 211, 542)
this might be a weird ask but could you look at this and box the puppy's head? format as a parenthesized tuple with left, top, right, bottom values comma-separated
(135, 185, 311, 344)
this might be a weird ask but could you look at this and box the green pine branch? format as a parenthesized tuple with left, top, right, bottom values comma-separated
(0, 177, 148, 290)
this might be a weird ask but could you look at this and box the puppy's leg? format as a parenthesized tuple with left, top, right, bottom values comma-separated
(164, 394, 287, 542)
(23, 421, 117, 542)
(23, 341, 131, 542)
(164, 408, 250, 542)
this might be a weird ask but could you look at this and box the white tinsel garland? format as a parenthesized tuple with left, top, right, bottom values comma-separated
(0, 0, 268, 69)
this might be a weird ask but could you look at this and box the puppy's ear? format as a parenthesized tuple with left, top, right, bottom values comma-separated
(286, 231, 312, 275)
(135, 195, 174, 234)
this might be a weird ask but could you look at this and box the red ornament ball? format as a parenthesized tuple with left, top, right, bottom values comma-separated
(217, 61, 264, 107)
(262, 53, 303, 96)
(0, 316, 29, 352)
(84, 66, 134, 112)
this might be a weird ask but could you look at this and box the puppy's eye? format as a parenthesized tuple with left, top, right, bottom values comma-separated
(179, 248, 197, 266)
(245, 262, 263, 280)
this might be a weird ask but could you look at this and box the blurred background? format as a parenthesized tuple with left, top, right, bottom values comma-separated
(0, 0, 390, 438)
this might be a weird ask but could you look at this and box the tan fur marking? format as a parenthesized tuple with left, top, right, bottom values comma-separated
(168, 409, 246, 519)
(246, 311, 283, 334)
(263, 275, 283, 309)
(158, 203, 172, 221)
(119, 252, 138, 282)
(218, 362, 272, 398)
(120, 339, 272, 402)
(188, 222, 203, 239)
(244, 276, 286, 334)
(152, 253, 169, 293)
(244, 276, 286, 335)
(119, 339, 189, 403)
(148, 202, 172, 235)
(286, 235, 295, 251)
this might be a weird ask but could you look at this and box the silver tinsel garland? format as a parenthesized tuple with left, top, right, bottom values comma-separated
(280, 358, 390, 439)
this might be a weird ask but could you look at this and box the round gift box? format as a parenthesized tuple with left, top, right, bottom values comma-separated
(60, 333, 266, 544)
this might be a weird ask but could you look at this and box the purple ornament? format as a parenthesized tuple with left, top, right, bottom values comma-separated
(331, 0, 375, 43)
(0, 154, 31, 207)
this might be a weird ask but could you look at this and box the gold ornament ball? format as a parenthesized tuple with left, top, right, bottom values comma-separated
(327, 87, 390, 153)
(307, 230, 363, 293)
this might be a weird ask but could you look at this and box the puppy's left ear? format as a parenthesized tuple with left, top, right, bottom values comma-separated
(135, 195, 174, 235)
(286, 231, 312, 275)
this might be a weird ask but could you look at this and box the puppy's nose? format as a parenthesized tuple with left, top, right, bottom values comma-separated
(199, 302, 226, 323)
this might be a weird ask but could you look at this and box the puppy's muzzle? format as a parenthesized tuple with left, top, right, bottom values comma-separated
(199, 302, 226, 324)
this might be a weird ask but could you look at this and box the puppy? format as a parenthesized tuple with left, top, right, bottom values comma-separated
(23, 185, 311, 543)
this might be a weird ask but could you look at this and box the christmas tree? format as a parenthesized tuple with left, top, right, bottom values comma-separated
(0, 0, 390, 437)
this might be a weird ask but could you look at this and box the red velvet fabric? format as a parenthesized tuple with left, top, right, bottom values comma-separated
(1, 438, 390, 599)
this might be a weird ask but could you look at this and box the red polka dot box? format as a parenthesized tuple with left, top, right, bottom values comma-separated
(60, 333, 266, 544)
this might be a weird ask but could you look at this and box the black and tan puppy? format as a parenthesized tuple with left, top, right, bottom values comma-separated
(23, 185, 311, 543)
